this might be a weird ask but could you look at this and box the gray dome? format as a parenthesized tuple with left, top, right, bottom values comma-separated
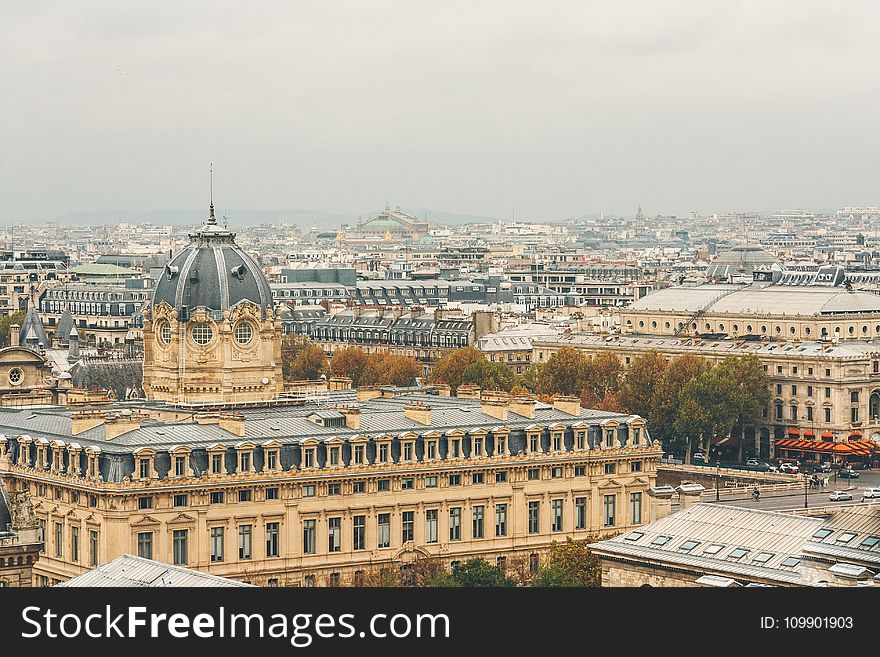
(151, 210, 273, 320)
(707, 244, 777, 279)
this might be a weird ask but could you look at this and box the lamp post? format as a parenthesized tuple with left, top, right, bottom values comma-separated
(804, 472, 809, 509)
(716, 459, 721, 502)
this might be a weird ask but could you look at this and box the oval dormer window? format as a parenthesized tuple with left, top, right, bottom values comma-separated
(191, 323, 214, 345)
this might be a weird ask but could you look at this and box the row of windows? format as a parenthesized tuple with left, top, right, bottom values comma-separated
(136, 495, 644, 565)
(43, 521, 99, 567)
(632, 318, 880, 338)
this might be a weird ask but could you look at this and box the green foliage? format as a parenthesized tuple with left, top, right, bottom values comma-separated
(329, 347, 370, 386)
(446, 558, 516, 587)
(460, 358, 517, 392)
(530, 538, 602, 587)
(330, 348, 422, 387)
(0, 311, 25, 348)
(618, 350, 667, 419)
(430, 347, 485, 389)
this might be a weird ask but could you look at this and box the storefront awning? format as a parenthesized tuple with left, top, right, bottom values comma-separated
(775, 438, 876, 456)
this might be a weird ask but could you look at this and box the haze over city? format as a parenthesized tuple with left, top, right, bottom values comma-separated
(3, 0, 880, 223)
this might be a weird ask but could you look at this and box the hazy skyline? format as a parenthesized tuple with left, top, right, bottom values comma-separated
(3, 1, 880, 223)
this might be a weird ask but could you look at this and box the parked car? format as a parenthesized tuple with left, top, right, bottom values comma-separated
(838, 468, 860, 479)
(861, 488, 880, 499)
(813, 463, 832, 473)
(779, 463, 799, 474)
(692, 452, 706, 462)
(829, 491, 853, 502)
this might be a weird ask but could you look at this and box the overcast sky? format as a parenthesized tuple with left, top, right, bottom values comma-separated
(2, 1, 880, 223)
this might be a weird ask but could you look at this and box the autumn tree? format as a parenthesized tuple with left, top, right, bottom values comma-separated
(675, 367, 739, 462)
(717, 354, 771, 461)
(530, 538, 602, 587)
(282, 336, 328, 381)
(583, 352, 623, 401)
(460, 358, 517, 392)
(533, 346, 590, 396)
(330, 347, 370, 387)
(379, 354, 422, 387)
(430, 347, 485, 389)
(618, 350, 667, 418)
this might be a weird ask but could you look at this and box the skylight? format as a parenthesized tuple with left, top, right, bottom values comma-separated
(624, 531, 644, 541)
(651, 535, 672, 546)
(780, 557, 801, 568)
(859, 536, 880, 548)
(679, 540, 700, 552)
(836, 533, 857, 544)
(812, 529, 833, 540)
(728, 548, 749, 560)
(703, 544, 724, 555)
(753, 552, 774, 564)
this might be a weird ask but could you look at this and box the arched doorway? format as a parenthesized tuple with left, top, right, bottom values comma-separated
(870, 390, 880, 421)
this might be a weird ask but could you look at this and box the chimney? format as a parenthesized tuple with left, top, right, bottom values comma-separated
(10, 323, 20, 347)
(676, 483, 706, 510)
(647, 486, 676, 521)
(218, 413, 246, 437)
(356, 385, 382, 402)
(339, 405, 361, 430)
(434, 383, 452, 397)
(403, 401, 432, 425)
(71, 411, 106, 435)
(456, 384, 481, 399)
(553, 395, 582, 416)
(480, 391, 509, 421)
(328, 376, 353, 391)
(104, 412, 142, 440)
(509, 395, 536, 419)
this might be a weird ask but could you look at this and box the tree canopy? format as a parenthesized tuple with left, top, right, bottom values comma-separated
(530, 538, 602, 587)
(281, 336, 328, 381)
(0, 310, 25, 349)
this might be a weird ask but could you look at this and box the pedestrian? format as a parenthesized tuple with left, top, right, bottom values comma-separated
(824, 476, 829, 489)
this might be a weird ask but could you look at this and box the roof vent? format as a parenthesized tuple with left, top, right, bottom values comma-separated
(165, 264, 179, 280)
(230, 264, 247, 280)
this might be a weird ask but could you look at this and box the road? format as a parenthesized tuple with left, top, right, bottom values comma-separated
(711, 469, 880, 512)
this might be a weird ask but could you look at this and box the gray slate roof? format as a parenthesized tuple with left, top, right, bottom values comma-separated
(56, 554, 252, 587)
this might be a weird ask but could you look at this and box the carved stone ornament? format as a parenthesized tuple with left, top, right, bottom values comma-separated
(10, 488, 40, 530)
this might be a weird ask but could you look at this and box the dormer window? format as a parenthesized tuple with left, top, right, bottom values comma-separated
(605, 429, 615, 448)
(552, 433, 563, 452)
(402, 441, 415, 462)
(235, 443, 256, 474)
(631, 427, 642, 446)
(139, 458, 150, 478)
(266, 450, 278, 470)
(303, 448, 316, 469)
(241, 452, 251, 471)
(576, 431, 586, 450)
(210, 453, 224, 475)
(329, 446, 340, 466)
(354, 445, 365, 465)
(473, 437, 484, 457)
(450, 438, 461, 458)
(378, 443, 390, 464)
(426, 440, 438, 460)
(174, 456, 186, 477)
(529, 434, 540, 453)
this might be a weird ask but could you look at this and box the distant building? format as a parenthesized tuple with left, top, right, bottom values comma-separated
(354, 206, 429, 241)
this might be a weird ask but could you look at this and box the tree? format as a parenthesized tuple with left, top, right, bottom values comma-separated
(536, 346, 590, 396)
(330, 348, 370, 387)
(0, 310, 25, 348)
(618, 350, 667, 418)
(717, 354, 771, 461)
(584, 352, 623, 400)
(651, 354, 710, 458)
(530, 538, 602, 587)
(430, 348, 485, 389)
(379, 354, 422, 387)
(282, 336, 328, 381)
(460, 359, 517, 392)
(447, 558, 516, 587)
(675, 367, 739, 461)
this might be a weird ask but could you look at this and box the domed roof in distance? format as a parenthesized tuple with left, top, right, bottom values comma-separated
(151, 211, 273, 320)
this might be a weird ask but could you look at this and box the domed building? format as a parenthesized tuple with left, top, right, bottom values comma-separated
(142, 202, 282, 403)
(706, 244, 779, 280)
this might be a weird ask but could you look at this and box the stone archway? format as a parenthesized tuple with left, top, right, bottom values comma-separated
(870, 390, 880, 421)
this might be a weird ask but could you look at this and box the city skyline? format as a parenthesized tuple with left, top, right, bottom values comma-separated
(4, 1, 880, 222)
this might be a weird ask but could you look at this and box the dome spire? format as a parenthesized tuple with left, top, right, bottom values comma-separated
(208, 162, 216, 225)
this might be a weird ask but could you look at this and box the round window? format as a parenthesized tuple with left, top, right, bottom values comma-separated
(158, 321, 171, 345)
(191, 323, 214, 345)
(235, 322, 253, 345)
(8, 368, 23, 385)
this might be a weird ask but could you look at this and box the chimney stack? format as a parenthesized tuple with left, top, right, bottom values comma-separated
(339, 404, 361, 430)
(647, 486, 676, 521)
(68, 326, 80, 363)
(10, 323, 20, 347)
(356, 385, 382, 402)
(509, 395, 536, 419)
(403, 401, 432, 425)
(553, 395, 582, 416)
(456, 384, 480, 399)
(480, 391, 509, 421)
(676, 483, 706, 510)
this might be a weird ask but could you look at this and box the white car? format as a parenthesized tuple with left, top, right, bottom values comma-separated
(779, 463, 799, 474)
(862, 488, 880, 500)
(829, 491, 853, 502)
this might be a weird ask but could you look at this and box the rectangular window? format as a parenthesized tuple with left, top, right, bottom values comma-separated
(403, 442, 413, 461)
(449, 507, 462, 541)
(266, 522, 280, 558)
(174, 456, 186, 477)
(496, 504, 507, 536)
(401, 477, 414, 490)
(303, 449, 314, 469)
(604, 463, 616, 475)
(528, 468, 540, 480)
(472, 505, 484, 539)
(604, 495, 616, 527)
(352, 481, 366, 494)
(426, 441, 437, 460)
(551, 499, 563, 532)
(575, 465, 586, 477)
(240, 452, 251, 471)
(807, 385, 813, 397)
(631, 492, 643, 525)
(211, 527, 224, 562)
(328, 483, 341, 496)
(552, 466, 563, 478)
(631, 461, 642, 472)
(402, 511, 414, 543)
(449, 474, 461, 486)
(55, 522, 63, 558)
(377, 513, 391, 548)
(529, 435, 539, 452)
(211, 453, 223, 474)
(825, 407, 831, 423)
(495, 470, 508, 483)
(576, 497, 587, 530)
(329, 447, 340, 466)
(328, 517, 341, 552)
(552, 434, 562, 451)
(137, 532, 153, 560)
(528, 501, 540, 534)
(354, 445, 365, 465)
(377, 479, 390, 492)
(379, 443, 389, 463)
(852, 407, 859, 423)
(496, 437, 507, 455)
(238, 525, 252, 560)
(473, 437, 484, 456)
(576, 432, 585, 449)
(266, 451, 278, 470)
(89, 530, 99, 567)
(173, 529, 188, 565)
(71, 526, 79, 562)
(302, 484, 316, 498)
(210, 491, 225, 504)
(303, 520, 316, 555)
(425, 476, 438, 488)
(807, 406, 814, 421)
(173, 494, 188, 507)
(426, 509, 439, 543)
(825, 387, 831, 398)
(137, 496, 153, 510)
(353, 515, 366, 550)
(791, 385, 797, 396)
(238, 489, 252, 502)
(139, 459, 150, 479)
(472, 472, 485, 484)
(266, 487, 279, 500)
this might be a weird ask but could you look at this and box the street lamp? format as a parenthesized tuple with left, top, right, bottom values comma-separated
(804, 472, 809, 510)
(716, 459, 721, 502)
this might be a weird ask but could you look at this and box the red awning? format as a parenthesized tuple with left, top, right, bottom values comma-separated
(803, 429, 816, 437)
(775, 438, 877, 456)
(849, 430, 863, 439)
(821, 431, 834, 439)
(788, 428, 801, 436)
